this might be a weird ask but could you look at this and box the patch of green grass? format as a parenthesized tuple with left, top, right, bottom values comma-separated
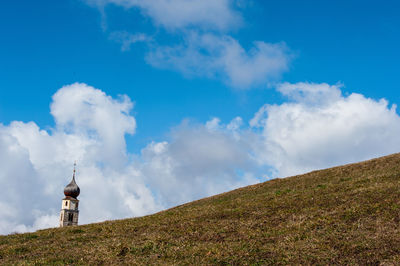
(275, 188, 292, 195)
(14, 246, 29, 254)
(24, 234, 38, 240)
(70, 228, 84, 234)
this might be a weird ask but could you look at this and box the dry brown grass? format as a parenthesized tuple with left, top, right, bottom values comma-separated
(1, 153, 400, 264)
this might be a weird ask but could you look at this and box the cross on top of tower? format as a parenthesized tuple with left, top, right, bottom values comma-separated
(73, 161, 76, 177)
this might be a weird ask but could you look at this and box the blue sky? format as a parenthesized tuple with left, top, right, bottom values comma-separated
(1, 0, 400, 234)
(1, 0, 399, 151)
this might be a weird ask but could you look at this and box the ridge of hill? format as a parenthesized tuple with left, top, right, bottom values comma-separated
(1, 153, 400, 264)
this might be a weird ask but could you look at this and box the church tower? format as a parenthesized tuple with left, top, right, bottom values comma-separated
(60, 163, 80, 227)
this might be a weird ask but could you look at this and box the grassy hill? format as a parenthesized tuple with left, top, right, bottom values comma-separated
(1, 153, 400, 264)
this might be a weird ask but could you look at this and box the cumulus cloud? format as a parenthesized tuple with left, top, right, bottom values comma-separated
(251, 82, 400, 177)
(0, 129, 43, 234)
(147, 32, 291, 89)
(0, 83, 259, 235)
(85, 0, 241, 31)
(140, 120, 259, 205)
(50, 83, 136, 168)
(0, 83, 160, 234)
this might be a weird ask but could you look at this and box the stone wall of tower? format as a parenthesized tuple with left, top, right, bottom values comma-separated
(60, 209, 79, 227)
(60, 198, 79, 227)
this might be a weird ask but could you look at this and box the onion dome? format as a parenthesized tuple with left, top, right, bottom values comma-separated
(64, 163, 80, 199)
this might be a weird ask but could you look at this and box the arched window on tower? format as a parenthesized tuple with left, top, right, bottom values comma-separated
(68, 213, 74, 222)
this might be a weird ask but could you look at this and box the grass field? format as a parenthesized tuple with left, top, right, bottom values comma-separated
(1, 153, 400, 264)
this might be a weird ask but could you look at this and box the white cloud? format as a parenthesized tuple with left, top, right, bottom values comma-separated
(0, 83, 160, 234)
(147, 32, 291, 89)
(109, 31, 151, 51)
(84, 0, 292, 89)
(85, 0, 241, 31)
(251, 82, 400, 177)
(51, 83, 136, 168)
(0, 130, 43, 234)
(277, 82, 342, 106)
(0, 83, 259, 235)
(139, 120, 259, 205)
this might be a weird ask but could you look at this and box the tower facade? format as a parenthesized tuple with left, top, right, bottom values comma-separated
(60, 163, 80, 227)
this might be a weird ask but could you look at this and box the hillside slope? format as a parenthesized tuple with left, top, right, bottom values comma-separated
(1, 153, 400, 264)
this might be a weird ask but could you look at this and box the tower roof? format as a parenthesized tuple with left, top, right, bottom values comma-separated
(64, 162, 80, 199)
